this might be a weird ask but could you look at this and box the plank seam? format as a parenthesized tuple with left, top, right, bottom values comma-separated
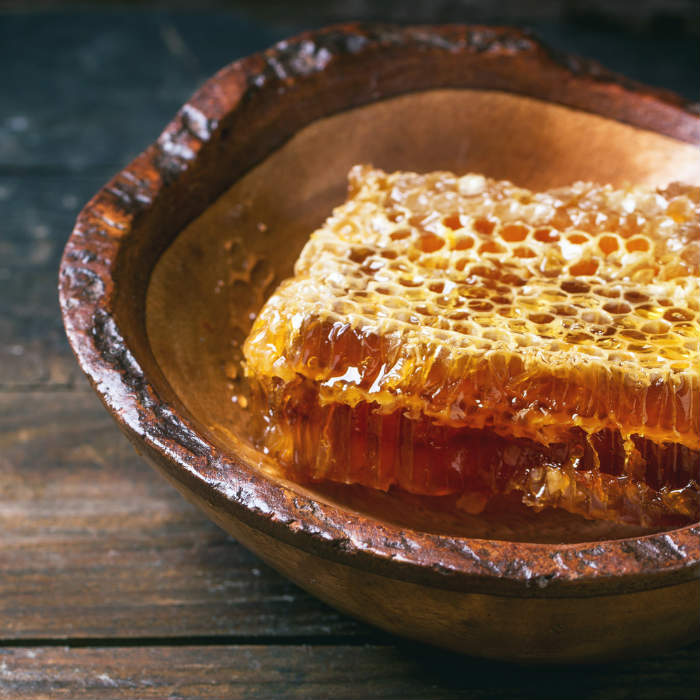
(0, 634, 390, 648)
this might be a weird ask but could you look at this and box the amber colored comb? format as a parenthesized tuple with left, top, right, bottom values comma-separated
(243, 166, 700, 527)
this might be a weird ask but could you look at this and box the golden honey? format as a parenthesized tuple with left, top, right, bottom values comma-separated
(243, 167, 700, 527)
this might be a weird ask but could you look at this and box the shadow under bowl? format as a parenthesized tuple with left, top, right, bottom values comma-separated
(60, 23, 700, 662)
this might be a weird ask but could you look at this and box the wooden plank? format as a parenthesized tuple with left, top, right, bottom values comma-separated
(0, 643, 697, 700)
(0, 282, 82, 389)
(0, 173, 113, 389)
(0, 11, 281, 389)
(0, 390, 367, 640)
(0, 12, 282, 173)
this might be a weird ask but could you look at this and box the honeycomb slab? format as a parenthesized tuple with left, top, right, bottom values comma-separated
(243, 166, 700, 527)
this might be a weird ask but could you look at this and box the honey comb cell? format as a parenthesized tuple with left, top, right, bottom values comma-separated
(243, 166, 700, 527)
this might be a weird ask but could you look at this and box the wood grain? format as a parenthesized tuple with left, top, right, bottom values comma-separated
(0, 643, 697, 700)
(0, 174, 111, 390)
(0, 389, 366, 641)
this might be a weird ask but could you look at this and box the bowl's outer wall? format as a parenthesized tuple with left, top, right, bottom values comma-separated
(134, 437, 697, 663)
(59, 24, 700, 658)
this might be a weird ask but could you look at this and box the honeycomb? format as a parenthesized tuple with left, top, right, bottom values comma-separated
(243, 167, 700, 526)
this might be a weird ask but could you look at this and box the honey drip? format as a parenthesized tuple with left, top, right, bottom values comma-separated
(243, 168, 700, 527)
(249, 378, 698, 527)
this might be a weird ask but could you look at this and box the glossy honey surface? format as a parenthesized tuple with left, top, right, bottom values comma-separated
(244, 167, 700, 526)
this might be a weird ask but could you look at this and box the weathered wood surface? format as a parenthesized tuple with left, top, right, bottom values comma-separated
(0, 175, 108, 389)
(0, 389, 366, 641)
(1, 8, 698, 700)
(0, 644, 698, 700)
(0, 384, 697, 698)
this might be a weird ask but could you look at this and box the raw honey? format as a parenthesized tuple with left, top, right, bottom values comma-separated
(243, 167, 700, 527)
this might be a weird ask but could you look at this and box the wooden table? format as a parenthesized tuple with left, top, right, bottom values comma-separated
(1, 9, 698, 699)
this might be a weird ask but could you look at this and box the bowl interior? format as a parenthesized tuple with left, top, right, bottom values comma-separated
(146, 88, 699, 544)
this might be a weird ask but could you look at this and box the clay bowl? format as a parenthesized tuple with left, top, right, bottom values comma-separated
(59, 24, 699, 662)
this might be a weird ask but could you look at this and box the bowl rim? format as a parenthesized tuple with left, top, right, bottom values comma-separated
(59, 22, 699, 598)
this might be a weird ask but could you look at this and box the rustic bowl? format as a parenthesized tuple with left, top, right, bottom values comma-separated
(59, 23, 700, 663)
